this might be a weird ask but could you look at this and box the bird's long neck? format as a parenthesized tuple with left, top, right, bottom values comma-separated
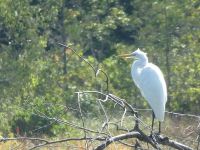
(131, 61, 141, 86)
(134, 55, 148, 68)
(131, 57, 148, 86)
(139, 54, 148, 66)
(131, 60, 144, 76)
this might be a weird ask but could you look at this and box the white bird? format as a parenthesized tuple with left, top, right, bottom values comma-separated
(120, 48, 167, 133)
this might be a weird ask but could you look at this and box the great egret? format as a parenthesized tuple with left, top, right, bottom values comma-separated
(120, 48, 167, 133)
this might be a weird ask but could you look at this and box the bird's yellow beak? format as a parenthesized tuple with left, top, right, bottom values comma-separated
(118, 53, 133, 59)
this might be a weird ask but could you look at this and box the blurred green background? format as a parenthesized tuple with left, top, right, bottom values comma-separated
(0, 0, 199, 137)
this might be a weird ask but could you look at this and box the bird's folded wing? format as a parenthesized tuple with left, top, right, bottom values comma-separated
(139, 64, 167, 121)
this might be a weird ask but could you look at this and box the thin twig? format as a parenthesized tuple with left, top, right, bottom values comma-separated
(77, 92, 89, 149)
(29, 137, 105, 150)
(3, 90, 194, 150)
(58, 43, 96, 74)
(32, 112, 109, 136)
(57, 43, 109, 92)
(136, 108, 200, 119)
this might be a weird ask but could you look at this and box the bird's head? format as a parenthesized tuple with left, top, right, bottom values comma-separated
(119, 48, 147, 60)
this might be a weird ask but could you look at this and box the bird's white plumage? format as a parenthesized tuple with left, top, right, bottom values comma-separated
(130, 49, 167, 121)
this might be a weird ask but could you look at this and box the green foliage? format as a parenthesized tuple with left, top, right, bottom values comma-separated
(0, 0, 199, 136)
(11, 112, 54, 136)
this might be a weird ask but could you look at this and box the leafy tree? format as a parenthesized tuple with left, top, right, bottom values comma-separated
(0, 0, 199, 136)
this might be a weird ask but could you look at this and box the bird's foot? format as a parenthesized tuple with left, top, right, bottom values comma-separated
(150, 131, 160, 143)
(155, 131, 161, 136)
(150, 131, 155, 140)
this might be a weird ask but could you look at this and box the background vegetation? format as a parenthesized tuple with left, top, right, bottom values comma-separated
(0, 0, 199, 144)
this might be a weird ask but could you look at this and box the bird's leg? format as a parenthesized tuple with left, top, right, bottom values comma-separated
(150, 111, 157, 141)
(151, 111, 155, 133)
(159, 121, 161, 134)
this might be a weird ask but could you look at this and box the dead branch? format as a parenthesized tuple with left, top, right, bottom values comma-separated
(58, 43, 109, 92)
(0, 137, 104, 150)
(29, 137, 105, 150)
(80, 91, 193, 150)
(94, 130, 193, 150)
(0, 137, 48, 143)
(0, 91, 195, 150)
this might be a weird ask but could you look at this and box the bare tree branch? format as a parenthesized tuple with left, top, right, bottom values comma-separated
(58, 43, 109, 92)
(0, 90, 195, 150)
(29, 137, 105, 150)
(95, 130, 193, 150)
